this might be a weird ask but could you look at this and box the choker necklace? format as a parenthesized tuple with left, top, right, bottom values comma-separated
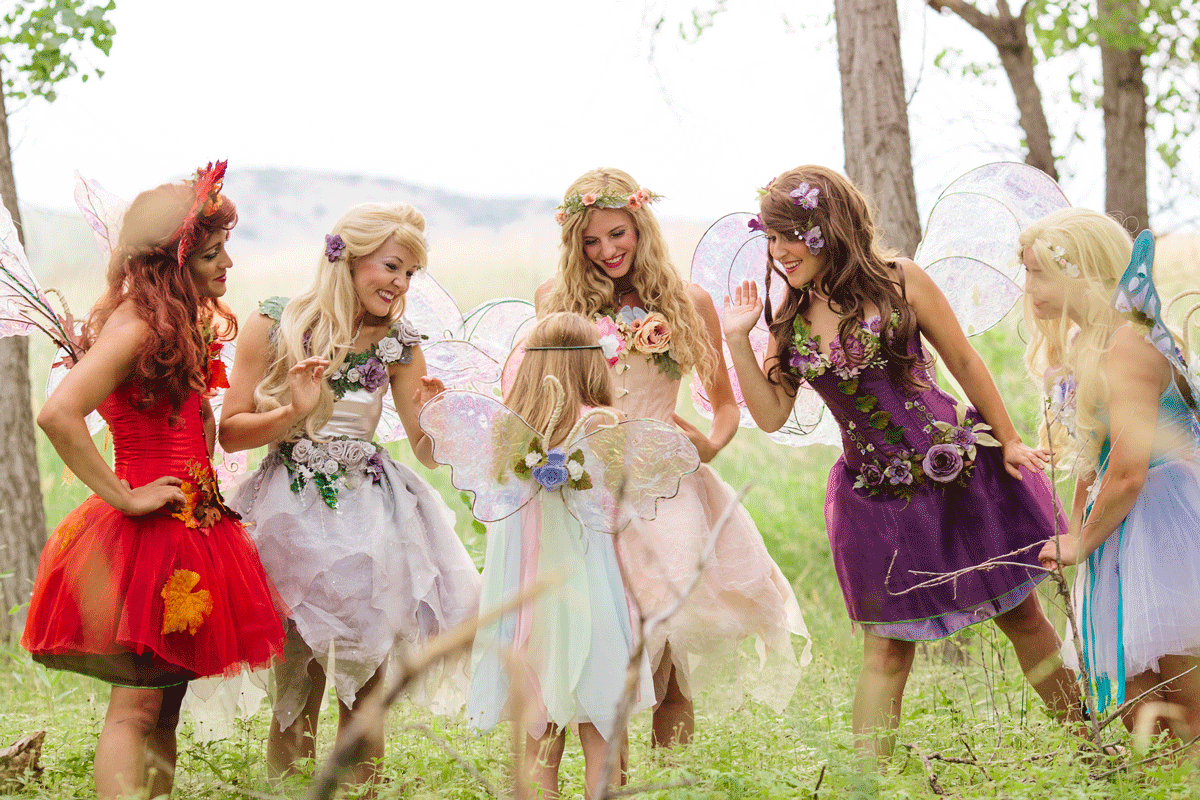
(612, 279, 637, 305)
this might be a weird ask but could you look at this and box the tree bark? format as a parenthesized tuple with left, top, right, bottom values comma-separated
(0, 72, 49, 640)
(1098, 0, 1149, 231)
(926, 0, 1058, 180)
(836, 0, 922, 255)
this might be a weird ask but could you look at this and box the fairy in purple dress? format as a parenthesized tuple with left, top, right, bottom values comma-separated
(721, 165, 1079, 761)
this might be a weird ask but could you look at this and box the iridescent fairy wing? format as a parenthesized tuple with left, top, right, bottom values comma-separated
(563, 417, 701, 534)
(914, 162, 1070, 336)
(688, 212, 842, 449)
(204, 338, 250, 492)
(1113, 231, 1200, 422)
(74, 170, 127, 257)
(418, 389, 539, 521)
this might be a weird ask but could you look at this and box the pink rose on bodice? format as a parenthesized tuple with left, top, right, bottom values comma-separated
(594, 316, 624, 365)
(632, 311, 671, 354)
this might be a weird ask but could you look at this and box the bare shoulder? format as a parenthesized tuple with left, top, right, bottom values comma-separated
(534, 276, 559, 311)
(685, 281, 717, 313)
(896, 258, 932, 291)
(1105, 325, 1171, 387)
(98, 300, 150, 343)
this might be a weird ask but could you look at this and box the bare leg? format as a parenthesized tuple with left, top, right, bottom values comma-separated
(993, 592, 1080, 721)
(579, 723, 625, 799)
(335, 662, 388, 792)
(267, 658, 326, 780)
(650, 646, 694, 748)
(521, 725, 566, 800)
(1123, 655, 1200, 756)
(852, 633, 916, 763)
(94, 686, 168, 798)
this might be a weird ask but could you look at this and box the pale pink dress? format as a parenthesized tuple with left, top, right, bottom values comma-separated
(612, 354, 811, 711)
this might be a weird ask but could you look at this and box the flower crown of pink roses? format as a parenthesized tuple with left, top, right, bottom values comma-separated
(554, 186, 662, 225)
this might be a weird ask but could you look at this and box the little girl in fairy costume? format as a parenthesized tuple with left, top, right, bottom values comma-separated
(722, 164, 1079, 760)
(1025, 208, 1200, 747)
(219, 202, 480, 789)
(420, 311, 699, 799)
(537, 168, 808, 748)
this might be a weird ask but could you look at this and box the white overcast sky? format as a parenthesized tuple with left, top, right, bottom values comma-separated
(7, 0, 1196, 230)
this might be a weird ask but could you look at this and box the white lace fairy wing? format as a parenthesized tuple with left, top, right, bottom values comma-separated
(418, 390, 538, 521)
(0, 204, 49, 339)
(688, 212, 841, 449)
(564, 418, 701, 534)
(1114, 231, 1200, 418)
(74, 170, 127, 257)
(914, 162, 1070, 336)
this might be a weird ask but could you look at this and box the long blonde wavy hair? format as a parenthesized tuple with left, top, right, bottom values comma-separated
(1020, 207, 1145, 476)
(255, 202, 429, 439)
(540, 168, 717, 386)
(505, 312, 614, 447)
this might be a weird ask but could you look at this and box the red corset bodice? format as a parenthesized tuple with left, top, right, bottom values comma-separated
(98, 383, 210, 487)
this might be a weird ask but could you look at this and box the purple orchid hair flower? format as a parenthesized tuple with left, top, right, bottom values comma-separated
(802, 226, 824, 255)
(324, 233, 347, 263)
(789, 182, 820, 211)
(747, 215, 766, 233)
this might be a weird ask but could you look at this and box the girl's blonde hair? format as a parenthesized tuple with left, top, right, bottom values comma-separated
(505, 312, 613, 447)
(256, 202, 428, 438)
(541, 168, 717, 385)
(1020, 207, 1141, 474)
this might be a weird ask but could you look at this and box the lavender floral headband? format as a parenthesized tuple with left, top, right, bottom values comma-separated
(748, 180, 825, 255)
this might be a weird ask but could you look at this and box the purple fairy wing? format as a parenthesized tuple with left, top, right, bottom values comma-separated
(563, 418, 701, 534)
(688, 212, 842, 449)
(0, 203, 48, 340)
(74, 171, 128, 258)
(418, 389, 539, 521)
(914, 162, 1070, 336)
(1114, 231, 1200, 423)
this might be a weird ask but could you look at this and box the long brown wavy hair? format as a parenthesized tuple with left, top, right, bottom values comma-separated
(761, 165, 925, 395)
(86, 180, 238, 412)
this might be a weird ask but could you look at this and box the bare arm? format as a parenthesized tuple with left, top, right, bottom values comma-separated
(905, 260, 1048, 479)
(670, 284, 739, 462)
(37, 303, 185, 515)
(217, 311, 328, 452)
(1040, 329, 1162, 566)
(720, 280, 796, 432)
(533, 277, 557, 315)
(391, 344, 443, 470)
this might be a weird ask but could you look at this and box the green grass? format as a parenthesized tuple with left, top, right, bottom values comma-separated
(6, 312, 1199, 798)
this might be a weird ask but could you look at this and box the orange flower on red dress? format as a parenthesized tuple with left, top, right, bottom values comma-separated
(170, 460, 232, 530)
(160, 569, 213, 635)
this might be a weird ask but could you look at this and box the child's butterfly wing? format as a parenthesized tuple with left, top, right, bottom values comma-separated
(562, 418, 701, 534)
(688, 212, 843, 449)
(914, 161, 1070, 336)
(1113, 231, 1200, 424)
(418, 389, 540, 521)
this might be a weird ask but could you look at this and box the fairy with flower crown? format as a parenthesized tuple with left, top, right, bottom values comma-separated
(422, 311, 701, 798)
(19, 163, 288, 799)
(1024, 208, 1200, 751)
(537, 168, 810, 749)
(218, 202, 480, 790)
(721, 165, 1080, 762)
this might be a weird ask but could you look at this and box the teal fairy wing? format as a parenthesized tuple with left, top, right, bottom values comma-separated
(418, 389, 540, 522)
(1114, 231, 1200, 423)
(914, 161, 1070, 336)
(688, 212, 842, 449)
(563, 418, 701, 534)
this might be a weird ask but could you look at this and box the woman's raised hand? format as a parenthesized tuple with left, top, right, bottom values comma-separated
(287, 357, 329, 418)
(413, 375, 446, 408)
(722, 280, 764, 340)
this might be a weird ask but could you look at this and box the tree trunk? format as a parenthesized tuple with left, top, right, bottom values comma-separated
(835, 0, 922, 256)
(926, 0, 1058, 180)
(0, 75, 49, 641)
(1098, 0, 1149, 232)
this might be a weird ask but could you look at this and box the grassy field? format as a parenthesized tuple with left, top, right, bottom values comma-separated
(4, 313, 1199, 799)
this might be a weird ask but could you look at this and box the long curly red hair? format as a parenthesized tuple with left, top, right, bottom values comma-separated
(86, 181, 238, 412)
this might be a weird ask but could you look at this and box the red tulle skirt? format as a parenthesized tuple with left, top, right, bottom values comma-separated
(22, 495, 287, 687)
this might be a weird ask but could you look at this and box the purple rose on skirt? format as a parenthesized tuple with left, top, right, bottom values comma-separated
(358, 357, 388, 392)
(922, 443, 964, 483)
(532, 448, 570, 490)
(860, 463, 884, 487)
(884, 457, 914, 486)
(365, 451, 384, 482)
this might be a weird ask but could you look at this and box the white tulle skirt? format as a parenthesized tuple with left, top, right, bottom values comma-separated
(231, 452, 481, 730)
(1075, 456, 1200, 709)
